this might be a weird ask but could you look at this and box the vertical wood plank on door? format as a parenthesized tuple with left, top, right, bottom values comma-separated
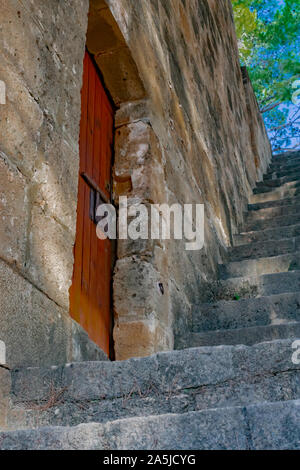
(69, 52, 89, 324)
(70, 51, 114, 356)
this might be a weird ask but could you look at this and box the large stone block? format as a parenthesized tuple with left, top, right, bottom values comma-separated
(2, 401, 300, 449)
(0, 259, 106, 368)
(115, 99, 151, 128)
(113, 256, 170, 325)
(95, 47, 146, 105)
(31, 129, 79, 233)
(113, 319, 173, 361)
(114, 121, 167, 204)
(10, 339, 300, 404)
(246, 400, 300, 450)
(232, 339, 300, 378)
(0, 1, 85, 144)
(0, 156, 28, 269)
(170, 279, 192, 345)
(86, 4, 126, 55)
(0, 407, 249, 449)
(18, 0, 89, 72)
(0, 259, 69, 368)
(27, 206, 74, 310)
(0, 56, 43, 177)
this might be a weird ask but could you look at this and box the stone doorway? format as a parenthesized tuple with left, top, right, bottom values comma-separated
(69, 0, 173, 361)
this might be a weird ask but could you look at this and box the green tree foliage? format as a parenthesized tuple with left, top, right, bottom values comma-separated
(232, 0, 300, 151)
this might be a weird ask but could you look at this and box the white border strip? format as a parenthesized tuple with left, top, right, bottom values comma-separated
(0, 80, 6, 105)
(0, 341, 6, 365)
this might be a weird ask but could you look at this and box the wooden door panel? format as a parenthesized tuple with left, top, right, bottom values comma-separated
(70, 51, 114, 356)
(70, 52, 89, 325)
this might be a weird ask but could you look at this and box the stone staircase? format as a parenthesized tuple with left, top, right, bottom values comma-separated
(1, 152, 300, 450)
(178, 150, 300, 351)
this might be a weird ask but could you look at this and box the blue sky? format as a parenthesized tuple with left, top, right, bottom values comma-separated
(252, 0, 300, 153)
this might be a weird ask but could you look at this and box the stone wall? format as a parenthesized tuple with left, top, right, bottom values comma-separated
(241, 67, 272, 180)
(0, 0, 106, 367)
(105, 0, 272, 355)
(0, 0, 271, 366)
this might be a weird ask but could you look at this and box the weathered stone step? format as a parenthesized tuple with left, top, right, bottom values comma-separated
(234, 223, 300, 246)
(250, 185, 299, 204)
(1, 399, 300, 449)
(192, 292, 300, 333)
(249, 195, 300, 211)
(5, 340, 300, 433)
(273, 150, 300, 158)
(229, 237, 300, 262)
(254, 180, 300, 196)
(257, 270, 300, 296)
(246, 203, 300, 223)
(265, 164, 300, 180)
(270, 152, 300, 168)
(180, 322, 300, 348)
(272, 150, 300, 160)
(245, 213, 300, 232)
(267, 159, 300, 173)
(197, 271, 300, 305)
(269, 158, 300, 172)
(257, 172, 300, 189)
(219, 252, 300, 279)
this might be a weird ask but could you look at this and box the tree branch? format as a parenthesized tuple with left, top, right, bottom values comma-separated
(260, 101, 282, 113)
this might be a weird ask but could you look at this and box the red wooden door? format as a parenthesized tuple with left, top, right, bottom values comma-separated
(70, 51, 114, 356)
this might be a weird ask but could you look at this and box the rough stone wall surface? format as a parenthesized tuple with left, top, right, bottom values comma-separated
(0, 0, 107, 367)
(0, 0, 271, 365)
(104, 0, 272, 354)
(241, 67, 272, 180)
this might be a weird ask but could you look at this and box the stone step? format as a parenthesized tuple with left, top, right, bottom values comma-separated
(265, 164, 300, 180)
(257, 270, 300, 296)
(273, 150, 300, 158)
(197, 271, 300, 305)
(253, 180, 300, 196)
(245, 213, 300, 233)
(246, 203, 300, 223)
(250, 185, 299, 204)
(269, 158, 300, 171)
(219, 252, 300, 280)
(272, 150, 300, 160)
(268, 156, 300, 173)
(270, 152, 300, 168)
(1, 399, 300, 449)
(5, 340, 300, 433)
(257, 172, 300, 189)
(249, 195, 300, 211)
(192, 292, 300, 333)
(179, 322, 300, 348)
(234, 224, 300, 246)
(229, 237, 300, 262)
